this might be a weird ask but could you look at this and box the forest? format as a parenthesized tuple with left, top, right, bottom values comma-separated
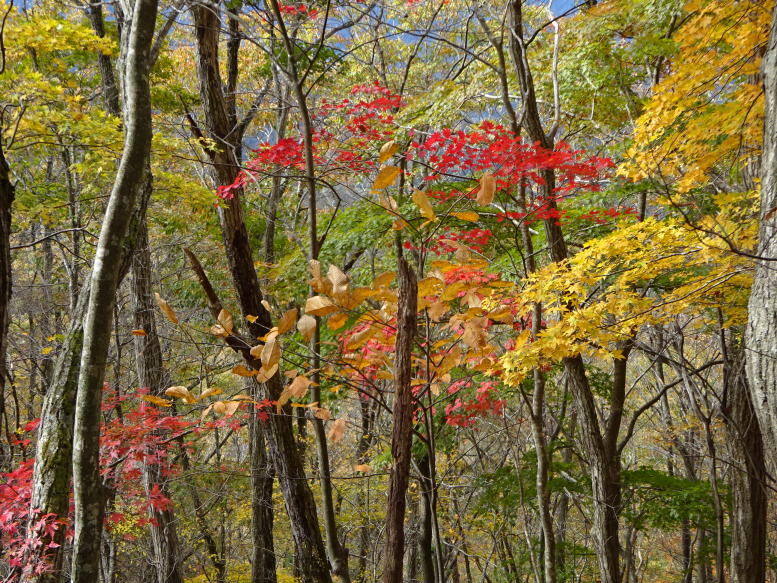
(0, 0, 775, 581)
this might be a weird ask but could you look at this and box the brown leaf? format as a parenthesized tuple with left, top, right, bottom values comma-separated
(224, 400, 241, 417)
(277, 308, 298, 335)
(327, 264, 349, 298)
(289, 375, 313, 399)
(212, 401, 227, 415)
(297, 314, 317, 341)
(305, 296, 338, 317)
(476, 173, 496, 205)
(256, 363, 279, 382)
(154, 293, 179, 325)
(261, 336, 281, 369)
(217, 309, 233, 334)
(328, 418, 346, 442)
(354, 464, 371, 472)
(199, 387, 222, 400)
(232, 364, 256, 377)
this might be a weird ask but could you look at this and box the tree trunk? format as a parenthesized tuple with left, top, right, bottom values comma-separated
(0, 142, 14, 472)
(746, 0, 777, 471)
(249, 397, 277, 583)
(71, 1, 159, 580)
(130, 217, 185, 583)
(383, 257, 418, 583)
(726, 351, 766, 583)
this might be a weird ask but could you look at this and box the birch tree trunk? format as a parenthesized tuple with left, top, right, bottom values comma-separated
(71, 1, 158, 580)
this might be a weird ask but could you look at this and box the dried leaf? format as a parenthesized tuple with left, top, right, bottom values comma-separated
(217, 309, 233, 334)
(261, 336, 281, 369)
(224, 400, 241, 417)
(246, 314, 258, 323)
(277, 308, 298, 335)
(372, 165, 401, 191)
(476, 173, 496, 205)
(210, 324, 228, 337)
(314, 407, 331, 421)
(305, 296, 338, 317)
(154, 293, 179, 325)
(289, 375, 313, 399)
(372, 272, 395, 289)
(328, 418, 346, 442)
(378, 140, 398, 163)
(297, 314, 317, 341)
(327, 312, 348, 331)
(256, 363, 279, 382)
(354, 464, 371, 472)
(131, 329, 147, 336)
(212, 401, 226, 415)
(327, 264, 349, 298)
(261, 299, 271, 312)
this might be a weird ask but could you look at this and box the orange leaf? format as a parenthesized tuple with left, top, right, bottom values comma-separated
(154, 293, 179, 325)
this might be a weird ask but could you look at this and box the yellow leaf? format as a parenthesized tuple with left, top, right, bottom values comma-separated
(154, 293, 179, 324)
(328, 418, 346, 442)
(41, 346, 53, 355)
(305, 296, 338, 317)
(379, 140, 398, 163)
(372, 272, 395, 289)
(412, 189, 436, 221)
(476, 173, 495, 205)
(142, 395, 173, 407)
(261, 300, 271, 313)
(327, 312, 348, 331)
(372, 165, 400, 191)
(199, 387, 222, 400)
(297, 314, 317, 341)
(217, 309, 233, 334)
(277, 308, 298, 334)
(246, 315, 258, 323)
(232, 364, 256, 377)
(451, 211, 479, 222)
(164, 386, 197, 404)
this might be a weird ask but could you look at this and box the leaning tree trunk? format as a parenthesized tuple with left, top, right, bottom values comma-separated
(131, 217, 185, 583)
(746, 0, 777, 471)
(192, 4, 329, 581)
(383, 257, 418, 583)
(71, 0, 159, 580)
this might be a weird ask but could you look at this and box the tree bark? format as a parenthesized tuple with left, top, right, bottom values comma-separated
(726, 350, 766, 583)
(746, 0, 777, 471)
(71, 1, 159, 580)
(130, 217, 185, 583)
(0, 140, 14, 472)
(383, 257, 418, 583)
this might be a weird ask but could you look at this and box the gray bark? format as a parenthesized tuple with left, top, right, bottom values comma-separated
(71, 1, 158, 580)
(746, 0, 777, 471)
